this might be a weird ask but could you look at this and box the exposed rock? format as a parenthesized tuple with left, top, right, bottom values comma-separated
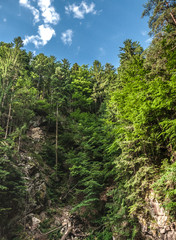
(24, 206, 89, 240)
(30, 127, 44, 141)
(54, 216, 61, 226)
(27, 163, 38, 176)
(40, 212, 46, 222)
(138, 190, 176, 240)
(31, 217, 41, 231)
(17, 151, 49, 229)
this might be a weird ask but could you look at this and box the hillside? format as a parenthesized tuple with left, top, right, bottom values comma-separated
(1, 1, 176, 239)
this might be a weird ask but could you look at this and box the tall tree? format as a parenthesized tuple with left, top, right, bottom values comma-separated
(31, 54, 56, 98)
(0, 37, 29, 138)
(142, 0, 176, 34)
(70, 64, 93, 112)
(119, 39, 143, 64)
(50, 59, 71, 175)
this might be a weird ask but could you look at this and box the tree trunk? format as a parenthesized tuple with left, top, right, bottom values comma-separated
(61, 227, 72, 240)
(56, 103, 58, 175)
(4, 101, 12, 139)
(18, 135, 21, 152)
(166, 1, 176, 26)
(170, 11, 176, 26)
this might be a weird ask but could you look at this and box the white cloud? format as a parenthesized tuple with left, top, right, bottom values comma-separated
(76, 46, 80, 55)
(23, 24, 56, 47)
(145, 37, 153, 43)
(38, 0, 51, 10)
(23, 35, 40, 47)
(20, 0, 60, 48)
(19, 0, 28, 4)
(42, 6, 60, 24)
(19, 0, 60, 25)
(141, 30, 147, 36)
(65, 1, 97, 19)
(19, 0, 40, 23)
(99, 47, 105, 56)
(61, 29, 73, 46)
(38, 0, 60, 25)
(38, 24, 55, 44)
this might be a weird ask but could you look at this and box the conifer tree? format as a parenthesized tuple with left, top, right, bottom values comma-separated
(142, 0, 176, 34)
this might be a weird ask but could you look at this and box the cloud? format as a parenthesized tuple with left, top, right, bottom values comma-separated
(61, 29, 73, 46)
(19, 0, 60, 25)
(145, 37, 153, 43)
(65, 1, 97, 19)
(38, 24, 55, 44)
(141, 30, 147, 36)
(77, 46, 80, 53)
(23, 24, 56, 47)
(20, 0, 60, 47)
(99, 47, 105, 56)
(38, 0, 60, 25)
(75, 46, 81, 55)
(3, 18, 7, 22)
(38, 0, 51, 9)
(19, 0, 40, 24)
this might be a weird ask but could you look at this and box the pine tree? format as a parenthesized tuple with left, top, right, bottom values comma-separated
(142, 0, 176, 34)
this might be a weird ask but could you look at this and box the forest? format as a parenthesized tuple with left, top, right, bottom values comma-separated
(0, 0, 176, 239)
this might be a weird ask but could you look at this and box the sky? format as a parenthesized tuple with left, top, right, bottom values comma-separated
(0, 0, 151, 68)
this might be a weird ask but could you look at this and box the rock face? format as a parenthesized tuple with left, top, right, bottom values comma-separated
(139, 191, 176, 240)
(18, 124, 49, 217)
(19, 153, 48, 214)
(28, 127, 44, 141)
(23, 206, 88, 240)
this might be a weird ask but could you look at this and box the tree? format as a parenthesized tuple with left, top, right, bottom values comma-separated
(50, 59, 71, 175)
(0, 134, 25, 237)
(105, 40, 157, 237)
(66, 110, 113, 218)
(11, 75, 37, 147)
(70, 64, 93, 112)
(142, 0, 176, 34)
(91, 60, 104, 111)
(118, 39, 143, 64)
(31, 53, 56, 98)
(0, 37, 30, 138)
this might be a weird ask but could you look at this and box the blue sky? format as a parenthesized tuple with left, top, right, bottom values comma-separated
(0, 0, 151, 67)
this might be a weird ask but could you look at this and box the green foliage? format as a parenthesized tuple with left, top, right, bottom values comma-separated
(119, 39, 143, 64)
(0, 130, 10, 194)
(0, 135, 25, 235)
(41, 141, 56, 167)
(0, 7, 176, 237)
(86, 229, 113, 240)
(33, 98, 50, 115)
(142, 0, 176, 35)
(31, 53, 56, 98)
(153, 160, 176, 216)
(12, 84, 36, 126)
(70, 64, 94, 111)
(105, 34, 176, 236)
(40, 219, 62, 239)
(66, 111, 110, 216)
(51, 58, 71, 113)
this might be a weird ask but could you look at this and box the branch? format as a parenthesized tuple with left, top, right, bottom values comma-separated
(165, 1, 176, 26)
(43, 226, 62, 236)
(61, 227, 73, 240)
